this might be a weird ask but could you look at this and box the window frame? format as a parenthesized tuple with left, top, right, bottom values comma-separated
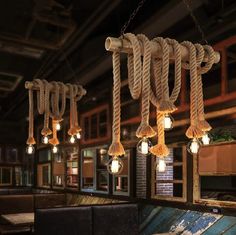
(151, 145, 187, 202)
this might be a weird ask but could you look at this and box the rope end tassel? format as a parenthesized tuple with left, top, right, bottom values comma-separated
(158, 99, 177, 114)
(185, 125, 204, 139)
(108, 141, 125, 157)
(136, 122, 156, 138)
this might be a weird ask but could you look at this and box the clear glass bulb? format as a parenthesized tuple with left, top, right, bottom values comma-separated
(163, 114, 174, 131)
(26, 145, 35, 155)
(157, 158, 166, 172)
(201, 132, 211, 145)
(107, 156, 123, 175)
(137, 137, 152, 155)
(42, 136, 49, 144)
(56, 123, 61, 131)
(187, 138, 201, 155)
(69, 135, 76, 144)
(52, 145, 58, 154)
(76, 132, 81, 139)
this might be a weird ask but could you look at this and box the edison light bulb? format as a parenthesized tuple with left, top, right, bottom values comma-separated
(42, 136, 49, 144)
(201, 132, 211, 145)
(187, 138, 201, 155)
(107, 156, 123, 175)
(52, 145, 58, 154)
(137, 137, 152, 155)
(56, 122, 61, 131)
(163, 114, 174, 131)
(26, 145, 35, 154)
(76, 132, 81, 139)
(69, 135, 76, 144)
(157, 158, 166, 172)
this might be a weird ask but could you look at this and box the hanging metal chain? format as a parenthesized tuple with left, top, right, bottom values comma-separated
(120, 0, 146, 36)
(182, 0, 208, 44)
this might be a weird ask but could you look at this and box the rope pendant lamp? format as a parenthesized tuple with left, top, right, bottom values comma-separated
(106, 33, 220, 173)
(25, 79, 86, 154)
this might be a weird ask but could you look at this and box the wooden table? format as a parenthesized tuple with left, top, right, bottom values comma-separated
(1, 212, 34, 226)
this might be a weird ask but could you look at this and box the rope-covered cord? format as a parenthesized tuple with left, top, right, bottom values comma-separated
(73, 84, 82, 133)
(181, 41, 204, 138)
(34, 79, 45, 115)
(152, 37, 176, 113)
(165, 38, 182, 103)
(197, 45, 215, 131)
(67, 83, 76, 136)
(149, 112, 169, 157)
(41, 80, 52, 136)
(50, 81, 60, 120)
(136, 34, 156, 138)
(57, 82, 66, 119)
(108, 52, 125, 157)
(26, 88, 36, 145)
(125, 33, 142, 100)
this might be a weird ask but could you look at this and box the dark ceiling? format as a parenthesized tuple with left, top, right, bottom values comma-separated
(0, 0, 236, 122)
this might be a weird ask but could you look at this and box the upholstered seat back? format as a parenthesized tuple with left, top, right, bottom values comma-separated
(93, 204, 139, 235)
(0, 195, 34, 214)
(35, 207, 92, 235)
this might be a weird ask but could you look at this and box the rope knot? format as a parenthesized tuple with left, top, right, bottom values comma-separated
(159, 99, 177, 114)
(108, 141, 125, 157)
(136, 122, 156, 138)
(149, 143, 169, 157)
(186, 125, 204, 139)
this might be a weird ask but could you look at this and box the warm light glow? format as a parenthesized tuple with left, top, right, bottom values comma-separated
(69, 135, 76, 144)
(187, 138, 201, 154)
(56, 123, 61, 131)
(26, 145, 34, 154)
(111, 158, 120, 174)
(157, 158, 166, 172)
(164, 114, 174, 130)
(42, 136, 49, 144)
(137, 137, 152, 155)
(52, 145, 58, 154)
(76, 132, 81, 139)
(201, 133, 211, 145)
(107, 156, 123, 175)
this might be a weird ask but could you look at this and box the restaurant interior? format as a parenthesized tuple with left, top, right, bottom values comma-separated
(0, 0, 236, 234)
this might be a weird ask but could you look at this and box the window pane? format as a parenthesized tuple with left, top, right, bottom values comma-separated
(84, 117, 89, 140)
(81, 149, 95, 190)
(173, 183, 183, 197)
(1, 168, 12, 185)
(227, 45, 236, 93)
(6, 147, 18, 162)
(91, 114, 98, 139)
(173, 166, 183, 180)
(99, 110, 107, 137)
(201, 176, 236, 201)
(65, 147, 78, 188)
(38, 149, 51, 162)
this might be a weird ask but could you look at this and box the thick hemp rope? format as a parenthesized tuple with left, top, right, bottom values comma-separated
(135, 34, 156, 139)
(149, 38, 173, 157)
(73, 84, 82, 134)
(49, 119, 59, 146)
(108, 51, 125, 157)
(125, 33, 142, 100)
(41, 80, 52, 136)
(34, 79, 45, 115)
(197, 45, 215, 131)
(26, 87, 36, 145)
(57, 82, 66, 120)
(50, 81, 60, 120)
(153, 37, 177, 114)
(181, 41, 204, 139)
(67, 84, 77, 136)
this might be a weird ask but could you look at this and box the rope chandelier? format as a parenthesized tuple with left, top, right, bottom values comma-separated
(25, 79, 86, 154)
(105, 33, 220, 174)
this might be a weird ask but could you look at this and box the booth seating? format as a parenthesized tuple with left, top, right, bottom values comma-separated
(0, 193, 66, 235)
(35, 204, 139, 235)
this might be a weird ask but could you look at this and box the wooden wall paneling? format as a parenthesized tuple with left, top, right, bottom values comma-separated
(221, 49, 228, 95)
(202, 216, 236, 234)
